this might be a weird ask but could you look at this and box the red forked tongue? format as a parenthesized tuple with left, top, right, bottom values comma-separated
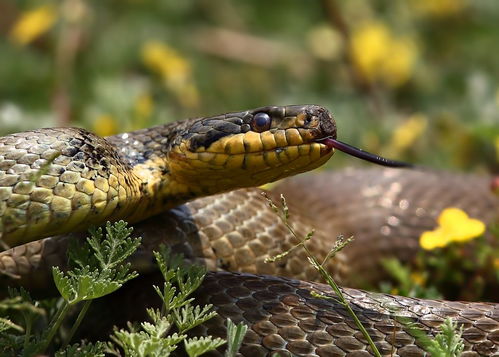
(320, 138, 413, 168)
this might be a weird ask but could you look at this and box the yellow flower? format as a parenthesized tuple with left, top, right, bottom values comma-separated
(134, 93, 154, 119)
(142, 41, 190, 82)
(93, 114, 118, 137)
(387, 113, 428, 154)
(410, 272, 426, 286)
(411, 0, 466, 17)
(141, 41, 199, 108)
(350, 22, 417, 88)
(9, 5, 57, 45)
(495, 136, 499, 162)
(419, 208, 486, 250)
(494, 258, 499, 271)
(382, 39, 417, 88)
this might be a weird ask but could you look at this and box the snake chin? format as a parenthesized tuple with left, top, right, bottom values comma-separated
(166, 141, 335, 196)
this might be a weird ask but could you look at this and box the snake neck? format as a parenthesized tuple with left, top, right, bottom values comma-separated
(106, 124, 201, 222)
(122, 160, 195, 222)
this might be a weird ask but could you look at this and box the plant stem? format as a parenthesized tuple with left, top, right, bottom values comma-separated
(63, 300, 92, 348)
(314, 257, 382, 357)
(40, 302, 70, 353)
(23, 316, 32, 349)
(276, 201, 382, 357)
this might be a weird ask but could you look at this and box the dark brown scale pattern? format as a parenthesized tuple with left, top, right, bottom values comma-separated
(193, 272, 499, 356)
(101, 270, 498, 356)
(0, 168, 498, 355)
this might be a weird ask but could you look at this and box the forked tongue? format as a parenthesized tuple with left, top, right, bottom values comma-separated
(321, 138, 413, 168)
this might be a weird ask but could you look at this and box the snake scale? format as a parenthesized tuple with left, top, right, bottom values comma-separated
(0, 105, 498, 356)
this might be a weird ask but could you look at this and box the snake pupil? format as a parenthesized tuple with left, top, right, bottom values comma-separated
(251, 112, 272, 132)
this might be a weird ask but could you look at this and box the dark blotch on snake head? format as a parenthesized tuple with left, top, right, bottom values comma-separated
(187, 116, 243, 152)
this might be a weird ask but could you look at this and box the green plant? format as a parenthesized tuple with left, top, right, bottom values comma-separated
(0, 220, 141, 355)
(405, 318, 465, 357)
(263, 192, 467, 357)
(262, 192, 382, 357)
(381, 228, 498, 302)
(107, 246, 226, 357)
(0, 222, 247, 356)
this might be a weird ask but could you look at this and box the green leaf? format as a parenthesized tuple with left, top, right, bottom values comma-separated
(184, 336, 225, 357)
(111, 327, 184, 357)
(87, 221, 142, 271)
(53, 221, 141, 304)
(0, 317, 23, 333)
(224, 319, 247, 357)
(426, 318, 465, 357)
(52, 266, 76, 302)
(142, 310, 173, 338)
(55, 342, 106, 357)
(173, 304, 217, 334)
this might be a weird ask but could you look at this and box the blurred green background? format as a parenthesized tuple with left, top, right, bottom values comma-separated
(0, 0, 498, 171)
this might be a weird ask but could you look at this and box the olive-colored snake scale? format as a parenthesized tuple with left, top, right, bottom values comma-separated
(0, 105, 498, 356)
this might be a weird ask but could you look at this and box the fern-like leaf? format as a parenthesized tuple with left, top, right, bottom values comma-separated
(184, 336, 225, 357)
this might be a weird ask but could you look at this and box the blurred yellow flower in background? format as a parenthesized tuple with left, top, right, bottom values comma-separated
(134, 93, 154, 119)
(9, 5, 57, 45)
(495, 136, 499, 162)
(307, 25, 343, 61)
(141, 41, 199, 108)
(419, 208, 486, 250)
(350, 22, 417, 88)
(411, 0, 466, 17)
(410, 272, 426, 286)
(386, 113, 428, 155)
(93, 114, 118, 137)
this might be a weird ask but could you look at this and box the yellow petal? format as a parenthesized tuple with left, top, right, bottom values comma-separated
(419, 229, 449, 250)
(450, 218, 486, 243)
(9, 5, 57, 46)
(437, 207, 485, 243)
(437, 207, 468, 226)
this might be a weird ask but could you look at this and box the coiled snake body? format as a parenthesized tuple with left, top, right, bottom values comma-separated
(0, 105, 498, 356)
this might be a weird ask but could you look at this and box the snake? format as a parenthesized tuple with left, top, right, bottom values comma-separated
(0, 105, 498, 356)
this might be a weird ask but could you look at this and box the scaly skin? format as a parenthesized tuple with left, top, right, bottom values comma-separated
(0, 105, 498, 355)
(0, 105, 335, 245)
(1, 169, 498, 355)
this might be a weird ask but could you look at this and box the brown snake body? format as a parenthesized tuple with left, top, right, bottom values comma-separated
(0, 105, 498, 355)
(1, 169, 498, 356)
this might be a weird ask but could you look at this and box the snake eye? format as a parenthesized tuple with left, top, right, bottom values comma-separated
(251, 113, 272, 132)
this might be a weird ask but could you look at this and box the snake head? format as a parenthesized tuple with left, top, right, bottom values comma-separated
(167, 105, 337, 195)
